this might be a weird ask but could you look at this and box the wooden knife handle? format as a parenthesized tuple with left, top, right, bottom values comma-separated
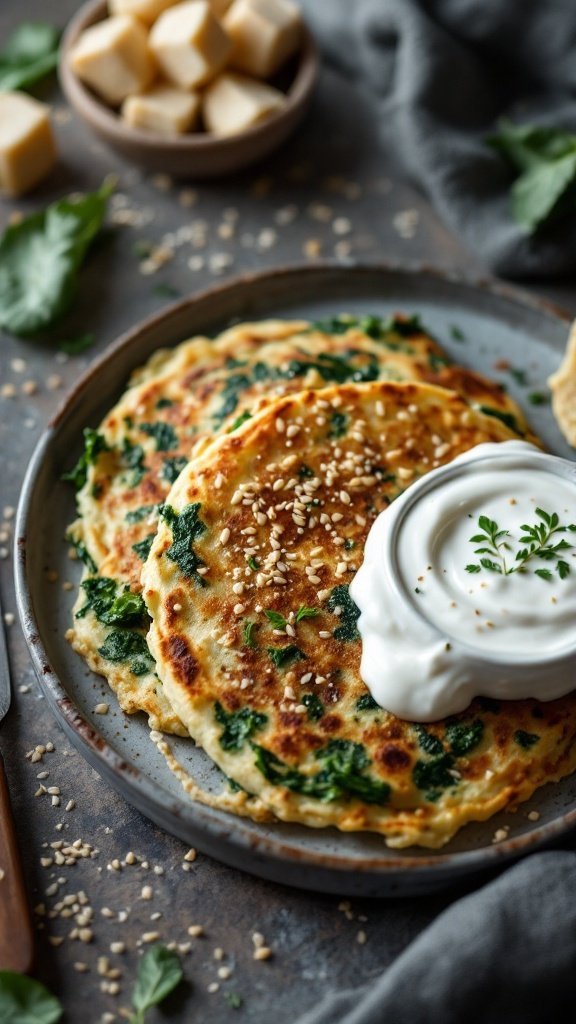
(0, 751, 34, 973)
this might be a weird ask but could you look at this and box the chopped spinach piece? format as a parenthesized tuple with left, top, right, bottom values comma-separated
(283, 352, 379, 385)
(428, 352, 451, 371)
(445, 719, 484, 756)
(140, 421, 178, 451)
(76, 576, 147, 627)
(215, 702, 267, 752)
(121, 438, 147, 486)
(355, 693, 380, 712)
(66, 531, 96, 573)
(153, 282, 180, 298)
(267, 645, 306, 668)
(227, 409, 252, 432)
(327, 585, 360, 642)
(302, 693, 324, 721)
(214, 372, 252, 423)
(98, 628, 153, 675)
(528, 391, 549, 406)
(59, 331, 95, 355)
(242, 621, 259, 648)
(62, 428, 110, 491)
(450, 325, 466, 342)
(161, 503, 207, 586)
(224, 992, 243, 1009)
(252, 739, 391, 804)
(514, 729, 540, 749)
(508, 367, 528, 386)
(328, 411, 348, 438)
(413, 724, 444, 757)
(132, 534, 155, 561)
(310, 313, 423, 341)
(161, 455, 188, 484)
(477, 404, 521, 435)
(246, 556, 259, 571)
(412, 754, 456, 801)
(298, 464, 315, 479)
(125, 504, 159, 524)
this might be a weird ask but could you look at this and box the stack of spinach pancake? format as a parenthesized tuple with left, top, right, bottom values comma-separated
(65, 315, 576, 847)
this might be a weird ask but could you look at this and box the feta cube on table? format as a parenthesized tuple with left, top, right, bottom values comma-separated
(0, 92, 57, 197)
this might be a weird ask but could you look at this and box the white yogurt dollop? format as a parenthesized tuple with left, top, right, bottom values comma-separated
(350, 441, 576, 722)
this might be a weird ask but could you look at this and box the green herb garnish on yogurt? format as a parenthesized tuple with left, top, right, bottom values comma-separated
(465, 508, 576, 581)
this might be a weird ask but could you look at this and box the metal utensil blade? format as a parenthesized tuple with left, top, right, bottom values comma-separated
(0, 591, 11, 724)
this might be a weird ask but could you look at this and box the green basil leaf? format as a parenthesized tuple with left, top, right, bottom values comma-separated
(0, 180, 113, 336)
(0, 23, 59, 92)
(0, 971, 62, 1024)
(131, 946, 183, 1016)
(511, 151, 576, 231)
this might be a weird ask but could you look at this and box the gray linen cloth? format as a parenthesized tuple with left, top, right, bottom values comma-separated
(301, 0, 576, 278)
(297, 851, 576, 1024)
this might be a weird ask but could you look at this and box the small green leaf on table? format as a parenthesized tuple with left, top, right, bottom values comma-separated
(130, 945, 183, 1024)
(487, 119, 576, 233)
(0, 179, 114, 337)
(0, 971, 62, 1024)
(0, 23, 60, 92)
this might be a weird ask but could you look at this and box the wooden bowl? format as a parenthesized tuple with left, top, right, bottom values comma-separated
(59, 0, 319, 178)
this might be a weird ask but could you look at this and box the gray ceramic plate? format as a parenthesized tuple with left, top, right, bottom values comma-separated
(15, 264, 576, 897)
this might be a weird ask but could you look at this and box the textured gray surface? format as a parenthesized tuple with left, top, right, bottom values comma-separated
(1, 1, 576, 1021)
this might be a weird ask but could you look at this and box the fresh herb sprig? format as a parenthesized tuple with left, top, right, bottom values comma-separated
(129, 946, 183, 1024)
(0, 179, 114, 337)
(487, 119, 576, 233)
(466, 508, 576, 581)
(0, 946, 183, 1024)
(0, 23, 60, 92)
(0, 971, 62, 1023)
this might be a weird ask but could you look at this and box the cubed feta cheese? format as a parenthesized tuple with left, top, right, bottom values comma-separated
(203, 71, 285, 135)
(70, 15, 156, 106)
(0, 92, 57, 197)
(122, 82, 200, 133)
(224, 0, 301, 79)
(149, 1, 232, 89)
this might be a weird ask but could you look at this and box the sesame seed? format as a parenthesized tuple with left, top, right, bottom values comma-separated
(141, 886, 153, 900)
(275, 418, 285, 433)
(110, 941, 126, 954)
(184, 848, 197, 862)
(254, 947, 273, 961)
(233, 603, 245, 615)
(356, 930, 367, 944)
(142, 931, 160, 943)
(94, 703, 109, 715)
(220, 527, 231, 545)
(527, 810, 540, 822)
(188, 924, 204, 937)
